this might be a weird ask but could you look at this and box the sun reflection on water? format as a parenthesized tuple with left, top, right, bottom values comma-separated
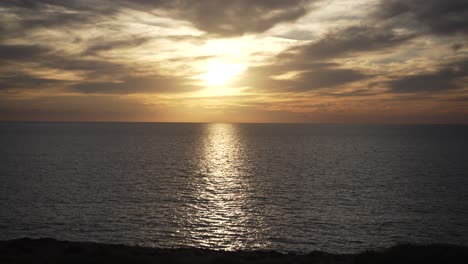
(178, 123, 267, 251)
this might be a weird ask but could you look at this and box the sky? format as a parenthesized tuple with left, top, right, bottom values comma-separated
(1, 0, 467, 123)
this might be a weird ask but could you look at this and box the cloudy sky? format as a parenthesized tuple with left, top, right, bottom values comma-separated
(1, 0, 467, 123)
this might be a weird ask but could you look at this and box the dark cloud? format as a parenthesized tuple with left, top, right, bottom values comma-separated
(281, 26, 414, 60)
(388, 59, 468, 93)
(0, 44, 50, 61)
(0, 43, 198, 94)
(376, 0, 468, 35)
(0, 0, 94, 10)
(82, 37, 151, 56)
(43, 57, 124, 74)
(444, 96, 468, 102)
(323, 89, 380, 98)
(1, 0, 315, 36)
(235, 25, 415, 92)
(158, 0, 312, 36)
(15, 12, 94, 32)
(236, 62, 368, 92)
(286, 67, 368, 91)
(0, 74, 66, 90)
(452, 43, 463, 52)
(69, 76, 198, 94)
(0, 1, 109, 38)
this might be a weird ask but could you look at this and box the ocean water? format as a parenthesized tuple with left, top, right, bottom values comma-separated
(0, 122, 467, 253)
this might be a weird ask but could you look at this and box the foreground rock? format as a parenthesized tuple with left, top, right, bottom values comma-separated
(1, 238, 467, 263)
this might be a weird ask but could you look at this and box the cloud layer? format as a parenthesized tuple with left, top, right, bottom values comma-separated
(376, 0, 468, 35)
(1, 0, 467, 123)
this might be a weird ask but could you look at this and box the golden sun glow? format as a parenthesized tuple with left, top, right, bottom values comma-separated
(202, 63, 246, 86)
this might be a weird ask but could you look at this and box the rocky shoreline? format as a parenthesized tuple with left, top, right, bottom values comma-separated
(1, 238, 467, 263)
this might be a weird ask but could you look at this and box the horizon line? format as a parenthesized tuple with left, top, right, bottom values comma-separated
(1, 120, 467, 126)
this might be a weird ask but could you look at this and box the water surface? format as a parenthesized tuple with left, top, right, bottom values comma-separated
(1, 123, 467, 253)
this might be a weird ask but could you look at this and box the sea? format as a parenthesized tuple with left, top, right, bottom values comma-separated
(0, 122, 467, 253)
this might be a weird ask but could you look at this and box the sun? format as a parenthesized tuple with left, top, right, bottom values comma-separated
(202, 63, 245, 86)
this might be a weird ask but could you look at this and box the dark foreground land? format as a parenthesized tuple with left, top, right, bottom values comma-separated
(1, 238, 467, 264)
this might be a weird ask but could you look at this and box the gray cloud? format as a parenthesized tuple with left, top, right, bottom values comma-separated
(281, 26, 414, 60)
(0, 44, 70, 91)
(16, 12, 92, 29)
(1, 0, 315, 37)
(43, 57, 124, 74)
(2, 0, 467, 98)
(0, 0, 96, 10)
(445, 96, 468, 102)
(82, 37, 151, 56)
(0, 43, 198, 94)
(388, 59, 468, 93)
(322, 89, 379, 98)
(69, 75, 198, 94)
(236, 62, 368, 92)
(0, 1, 108, 38)
(376, 0, 468, 35)
(452, 43, 463, 52)
(0, 44, 50, 61)
(159, 0, 312, 36)
(0, 74, 66, 90)
(284, 67, 368, 91)
(235, 25, 416, 93)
